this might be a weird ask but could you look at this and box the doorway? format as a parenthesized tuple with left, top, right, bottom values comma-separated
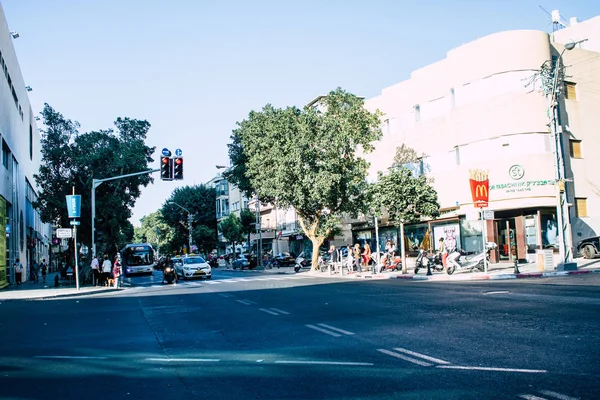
(496, 218, 516, 261)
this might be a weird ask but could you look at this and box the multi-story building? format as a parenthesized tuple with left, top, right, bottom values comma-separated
(361, 12, 600, 263)
(206, 171, 230, 255)
(0, 3, 51, 288)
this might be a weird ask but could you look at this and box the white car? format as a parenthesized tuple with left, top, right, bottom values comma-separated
(175, 256, 212, 280)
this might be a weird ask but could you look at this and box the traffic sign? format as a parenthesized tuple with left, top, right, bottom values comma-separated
(70, 220, 81, 225)
(56, 228, 73, 238)
(161, 148, 171, 157)
(483, 210, 495, 220)
(175, 148, 182, 157)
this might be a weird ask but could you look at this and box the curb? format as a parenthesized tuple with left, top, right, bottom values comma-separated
(394, 268, 600, 281)
(0, 286, 126, 301)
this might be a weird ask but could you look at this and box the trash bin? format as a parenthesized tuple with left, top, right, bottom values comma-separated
(536, 249, 554, 271)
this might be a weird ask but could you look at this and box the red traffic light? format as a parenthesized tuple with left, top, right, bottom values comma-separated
(162, 157, 170, 164)
(175, 158, 182, 165)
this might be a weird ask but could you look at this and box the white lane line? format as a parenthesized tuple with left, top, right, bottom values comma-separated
(236, 300, 252, 305)
(305, 324, 342, 337)
(484, 291, 510, 295)
(145, 358, 220, 362)
(269, 308, 290, 315)
(244, 300, 257, 304)
(218, 293, 233, 298)
(205, 281, 221, 284)
(275, 360, 373, 366)
(317, 323, 354, 335)
(34, 356, 108, 360)
(259, 308, 280, 315)
(438, 365, 547, 373)
(518, 395, 548, 400)
(392, 347, 450, 365)
(377, 349, 432, 367)
(539, 390, 579, 400)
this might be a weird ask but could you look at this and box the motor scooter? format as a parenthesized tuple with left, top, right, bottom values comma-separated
(446, 242, 497, 275)
(294, 252, 311, 273)
(162, 265, 177, 284)
(413, 249, 444, 274)
(376, 252, 402, 273)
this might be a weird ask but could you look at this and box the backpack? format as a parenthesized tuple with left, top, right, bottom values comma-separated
(41, 263, 47, 274)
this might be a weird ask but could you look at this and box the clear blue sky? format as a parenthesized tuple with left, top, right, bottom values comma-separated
(3, 0, 598, 226)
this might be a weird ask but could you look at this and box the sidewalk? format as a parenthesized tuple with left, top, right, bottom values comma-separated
(0, 272, 124, 301)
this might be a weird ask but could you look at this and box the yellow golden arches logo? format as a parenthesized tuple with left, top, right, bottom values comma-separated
(475, 184, 488, 198)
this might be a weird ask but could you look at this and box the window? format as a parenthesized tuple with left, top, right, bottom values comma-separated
(569, 139, 582, 158)
(414, 105, 420, 122)
(449, 88, 455, 108)
(454, 146, 460, 165)
(575, 198, 588, 218)
(29, 125, 33, 160)
(2, 140, 9, 170)
(564, 82, 576, 100)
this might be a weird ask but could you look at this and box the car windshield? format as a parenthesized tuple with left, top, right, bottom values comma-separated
(184, 257, 206, 264)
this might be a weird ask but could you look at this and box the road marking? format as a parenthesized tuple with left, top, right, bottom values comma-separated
(236, 300, 253, 305)
(438, 365, 546, 373)
(377, 349, 432, 367)
(218, 293, 233, 298)
(259, 308, 280, 315)
(317, 323, 354, 335)
(484, 291, 511, 295)
(205, 281, 221, 284)
(305, 324, 342, 337)
(34, 356, 108, 360)
(275, 360, 373, 366)
(145, 358, 220, 362)
(518, 396, 547, 400)
(392, 347, 450, 365)
(269, 308, 290, 315)
(538, 390, 579, 400)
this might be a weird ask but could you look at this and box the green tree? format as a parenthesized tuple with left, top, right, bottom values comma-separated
(34, 104, 155, 258)
(219, 214, 245, 256)
(371, 166, 440, 272)
(133, 211, 174, 255)
(239, 208, 256, 252)
(160, 185, 217, 254)
(226, 88, 382, 269)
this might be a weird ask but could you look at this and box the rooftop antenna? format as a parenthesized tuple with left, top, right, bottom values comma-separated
(539, 6, 569, 32)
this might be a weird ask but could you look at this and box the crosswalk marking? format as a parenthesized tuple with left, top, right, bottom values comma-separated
(317, 323, 354, 335)
(259, 308, 280, 315)
(538, 390, 579, 400)
(392, 347, 450, 365)
(377, 349, 432, 367)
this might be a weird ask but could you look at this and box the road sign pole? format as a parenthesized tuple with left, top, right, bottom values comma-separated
(73, 222, 80, 290)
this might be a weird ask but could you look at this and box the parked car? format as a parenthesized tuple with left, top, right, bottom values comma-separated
(175, 256, 212, 279)
(273, 252, 297, 267)
(577, 236, 600, 259)
(232, 254, 250, 269)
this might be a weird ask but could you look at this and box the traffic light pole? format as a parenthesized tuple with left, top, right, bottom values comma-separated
(92, 169, 159, 258)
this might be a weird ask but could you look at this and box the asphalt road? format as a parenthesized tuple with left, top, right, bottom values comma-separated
(0, 270, 598, 400)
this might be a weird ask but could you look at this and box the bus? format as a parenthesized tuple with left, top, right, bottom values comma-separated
(120, 243, 156, 275)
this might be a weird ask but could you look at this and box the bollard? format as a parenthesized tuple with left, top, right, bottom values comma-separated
(511, 245, 520, 274)
(426, 260, 432, 276)
(54, 274, 60, 287)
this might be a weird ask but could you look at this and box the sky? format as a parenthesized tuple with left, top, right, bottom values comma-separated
(2, 0, 598, 226)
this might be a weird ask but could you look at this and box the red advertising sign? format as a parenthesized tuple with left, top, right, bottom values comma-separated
(469, 169, 489, 208)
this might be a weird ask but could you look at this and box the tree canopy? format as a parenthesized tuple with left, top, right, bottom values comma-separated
(225, 88, 382, 268)
(34, 104, 155, 257)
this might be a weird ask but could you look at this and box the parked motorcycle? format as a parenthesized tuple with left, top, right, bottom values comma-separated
(414, 249, 444, 274)
(376, 252, 402, 273)
(446, 242, 497, 275)
(294, 252, 311, 273)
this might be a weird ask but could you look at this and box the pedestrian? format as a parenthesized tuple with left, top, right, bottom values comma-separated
(346, 244, 354, 272)
(439, 237, 448, 273)
(90, 255, 100, 286)
(362, 243, 372, 270)
(112, 255, 122, 288)
(101, 255, 112, 286)
(14, 258, 23, 285)
(31, 260, 40, 283)
(41, 258, 48, 285)
(353, 244, 362, 272)
(328, 244, 338, 272)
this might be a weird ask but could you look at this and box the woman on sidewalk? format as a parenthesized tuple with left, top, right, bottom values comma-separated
(14, 258, 23, 285)
(112, 255, 122, 288)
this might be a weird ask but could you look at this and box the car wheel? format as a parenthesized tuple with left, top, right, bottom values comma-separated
(582, 244, 596, 259)
(206, 275, 212, 280)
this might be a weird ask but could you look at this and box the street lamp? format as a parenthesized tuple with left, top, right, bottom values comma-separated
(168, 201, 193, 254)
(545, 40, 582, 270)
(10, 32, 19, 39)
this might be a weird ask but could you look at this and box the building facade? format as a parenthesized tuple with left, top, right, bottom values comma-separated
(0, 3, 51, 288)
(361, 14, 600, 263)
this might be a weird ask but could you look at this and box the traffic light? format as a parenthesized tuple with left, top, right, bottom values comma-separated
(161, 156, 173, 180)
(173, 157, 183, 180)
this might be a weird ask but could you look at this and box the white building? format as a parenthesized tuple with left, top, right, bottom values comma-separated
(0, 3, 51, 288)
(362, 13, 600, 263)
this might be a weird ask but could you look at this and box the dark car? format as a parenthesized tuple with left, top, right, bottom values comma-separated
(273, 252, 297, 267)
(577, 236, 600, 259)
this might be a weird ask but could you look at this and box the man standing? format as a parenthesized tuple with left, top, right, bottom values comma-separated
(90, 255, 100, 286)
(41, 259, 48, 285)
(14, 258, 23, 285)
(101, 255, 112, 286)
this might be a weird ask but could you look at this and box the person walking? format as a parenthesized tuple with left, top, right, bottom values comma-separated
(31, 260, 40, 283)
(40, 258, 48, 285)
(362, 243, 372, 270)
(90, 255, 100, 286)
(112, 255, 122, 289)
(101, 255, 112, 287)
(353, 244, 362, 272)
(14, 258, 23, 285)
(439, 237, 448, 273)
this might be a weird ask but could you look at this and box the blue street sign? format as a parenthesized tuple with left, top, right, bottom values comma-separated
(70, 220, 81, 225)
(66, 195, 81, 218)
(161, 148, 171, 157)
(175, 148, 182, 157)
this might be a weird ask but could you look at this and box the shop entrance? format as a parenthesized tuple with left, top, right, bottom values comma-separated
(496, 218, 516, 261)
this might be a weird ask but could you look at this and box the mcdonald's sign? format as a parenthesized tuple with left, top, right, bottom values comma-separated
(469, 169, 489, 208)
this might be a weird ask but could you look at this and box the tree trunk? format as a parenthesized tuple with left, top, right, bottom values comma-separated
(310, 236, 325, 271)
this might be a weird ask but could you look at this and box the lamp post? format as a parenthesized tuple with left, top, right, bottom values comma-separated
(543, 41, 581, 270)
(168, 201, 193, 254)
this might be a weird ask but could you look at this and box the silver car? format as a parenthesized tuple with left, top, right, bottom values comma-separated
(175, 256, 212, 280)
